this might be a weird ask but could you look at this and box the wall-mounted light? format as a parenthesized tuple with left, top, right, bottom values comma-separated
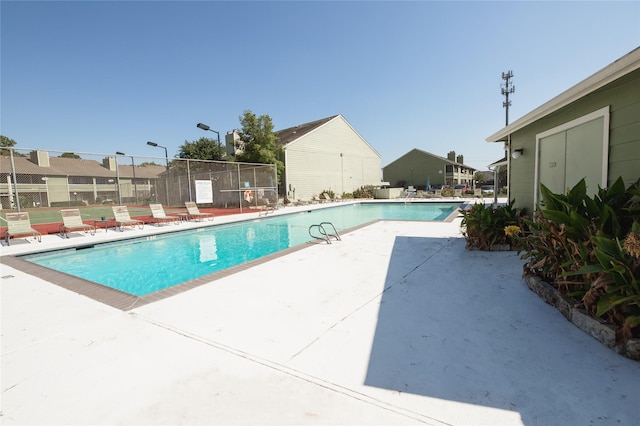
(512, 148, 524, 159)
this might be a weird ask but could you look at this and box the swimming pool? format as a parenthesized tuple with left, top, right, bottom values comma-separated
(21, 202, 460, 297)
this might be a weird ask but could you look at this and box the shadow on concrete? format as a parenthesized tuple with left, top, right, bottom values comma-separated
(364, 236, 640, 425)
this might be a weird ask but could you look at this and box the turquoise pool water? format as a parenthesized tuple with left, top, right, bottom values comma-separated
(23, 202, 459, 296)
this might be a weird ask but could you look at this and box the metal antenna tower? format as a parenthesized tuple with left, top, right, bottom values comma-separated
(501, 70, 515, 126)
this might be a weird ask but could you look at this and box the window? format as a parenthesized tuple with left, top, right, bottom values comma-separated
(68, 176, 93, 185)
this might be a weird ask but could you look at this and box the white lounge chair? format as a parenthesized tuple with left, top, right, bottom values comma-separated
(4, 212, 42, 245)
(112, 206, 144, 231)
(184, 202, 214, 221)
(60, 208, 96, 238)
(149, 204, 179, 226)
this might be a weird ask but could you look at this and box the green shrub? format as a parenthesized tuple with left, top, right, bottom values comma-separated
(519, 177, 640, 342)
(459, 200, 527, 250)
(352, 185, 375, 199)
(441, 188, 454, 197)
(321, 189, 335, 199)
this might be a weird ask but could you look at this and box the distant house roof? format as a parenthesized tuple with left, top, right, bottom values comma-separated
(275, 114, 381, 158)
(0, 155, 165, 178)
(116, 164, 166, 179)
(486, 47, 640, 142)
(384, 148, 476, 171)
(276, 115, 338, 146)
(277, 115, 337, 145)
(487, 156, 507, 169)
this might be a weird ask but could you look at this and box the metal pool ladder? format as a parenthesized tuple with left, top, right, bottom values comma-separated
(308, 222, 341, 244)
(258, 205, 275, 217)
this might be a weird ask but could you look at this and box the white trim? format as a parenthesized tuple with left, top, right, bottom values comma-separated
(533, 106, 610, 207)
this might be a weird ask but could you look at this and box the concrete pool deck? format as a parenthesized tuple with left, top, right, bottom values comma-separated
(2, 200, 639, 425)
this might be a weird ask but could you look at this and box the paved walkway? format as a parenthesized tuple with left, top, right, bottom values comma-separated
(2, 206, 639, 425)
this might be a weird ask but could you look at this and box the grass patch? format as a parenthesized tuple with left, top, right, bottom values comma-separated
(0, 206, 172, 225)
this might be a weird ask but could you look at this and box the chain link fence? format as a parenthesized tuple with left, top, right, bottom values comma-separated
(1, 147, 278, 216)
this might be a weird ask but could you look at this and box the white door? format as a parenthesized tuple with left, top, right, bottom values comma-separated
(535, 107, 609, 206)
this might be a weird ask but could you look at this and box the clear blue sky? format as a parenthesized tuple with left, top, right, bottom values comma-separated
(2, 1, 639, 171)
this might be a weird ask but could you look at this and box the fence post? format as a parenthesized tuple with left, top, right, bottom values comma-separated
(237, 163, 242, 213)
(9, 148, 21, 211)
(187, 159, 192, 202)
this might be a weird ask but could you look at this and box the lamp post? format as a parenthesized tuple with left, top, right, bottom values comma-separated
(147, 141, 171, 205)
(196, 122, 221, 160)
(115, 152, 125, 205)
(131, 155, 138, 204)
(119, 154, 138, 204)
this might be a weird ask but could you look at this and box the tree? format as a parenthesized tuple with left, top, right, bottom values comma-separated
(177, 137, 224, 161)
(474, 172, 487, 185)
(59, 152, 80, 159)
(235, 110, 284, 180)
(1, 135, 17, 156)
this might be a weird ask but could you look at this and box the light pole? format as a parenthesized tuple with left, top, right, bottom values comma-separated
(115, 152, 124, 205)
(196, 122, 221, 160)
(119, 154, 139, 204)
(147, 141, 171, 205)
(130, 155, 138, 204)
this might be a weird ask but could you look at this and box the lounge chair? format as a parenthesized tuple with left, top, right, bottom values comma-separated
(59, 208, 96, 238)
(184, 202, 214, 221)
(112, 206, 144, 231)
(149, 203, 179, 226)
(4, 212, 42, 245)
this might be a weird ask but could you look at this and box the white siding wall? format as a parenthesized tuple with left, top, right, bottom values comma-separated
(285, 117, 381, 200)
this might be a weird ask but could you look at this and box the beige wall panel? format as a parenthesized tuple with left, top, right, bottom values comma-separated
(47, 176, 70, 203)
(285, 117, 381, 200)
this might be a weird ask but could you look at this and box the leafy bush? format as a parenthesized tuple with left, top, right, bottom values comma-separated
(441, 188, 454, 197)
(352, 185, 376, 199)
(321, 189, 335, 199)
(459, 200, 527, 250)
(519, 177, 640, 342)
